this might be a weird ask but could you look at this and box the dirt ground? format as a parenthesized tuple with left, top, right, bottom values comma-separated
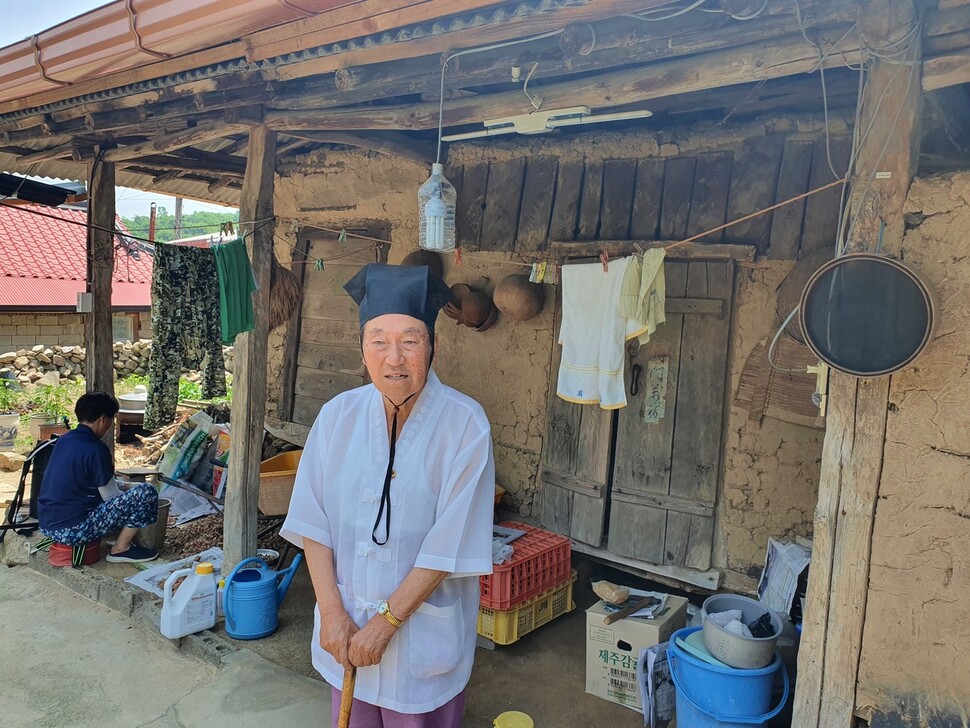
(71, 544, 685, 728)
(213, 555, 657, 727)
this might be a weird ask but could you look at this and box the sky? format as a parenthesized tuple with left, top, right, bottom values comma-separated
(1, 0, 238, 218)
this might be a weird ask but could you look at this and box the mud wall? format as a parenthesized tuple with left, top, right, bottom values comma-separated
(715, 262, 823, 577)
(855, 172, 970, 723)
(271, 115, 830, 572)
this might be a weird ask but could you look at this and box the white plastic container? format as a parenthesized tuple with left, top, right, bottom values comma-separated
(160, 562, 217, 639)
(216, 578, 225, 620)
(418, 163, 456, 251)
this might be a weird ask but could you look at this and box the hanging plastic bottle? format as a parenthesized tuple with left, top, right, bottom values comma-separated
(160, 562, 218, 639)
(418, 163, 457, 251)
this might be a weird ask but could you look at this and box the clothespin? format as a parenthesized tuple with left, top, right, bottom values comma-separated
(221, 221, 235, 238)
(338, 228, 347, 242)
(529, 263, 539, 283)
(536, 261, 547, 283)
(546, 263, 559, 285)
(600, 249, 610, 273)
(633, 243, 644, 258)
(314, 258, 324, 271)
(454, 247, 464, 267)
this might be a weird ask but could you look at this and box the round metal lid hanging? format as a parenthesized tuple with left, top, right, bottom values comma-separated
(798, 253, 937, 377)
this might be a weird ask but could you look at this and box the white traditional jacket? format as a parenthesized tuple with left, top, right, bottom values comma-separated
(281, 370, 495, 713)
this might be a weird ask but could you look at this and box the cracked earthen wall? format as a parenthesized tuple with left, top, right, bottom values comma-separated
(715, 262, 823, 579)
(854, 172, 970, 722)
(268, 117, 830, 574)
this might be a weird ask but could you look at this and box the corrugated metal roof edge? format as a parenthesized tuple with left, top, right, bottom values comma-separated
(0, 0, 579, 124)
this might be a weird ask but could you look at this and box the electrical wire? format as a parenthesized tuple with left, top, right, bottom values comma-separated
(435, 28, 566, 164)
(768, 306, 809, 373)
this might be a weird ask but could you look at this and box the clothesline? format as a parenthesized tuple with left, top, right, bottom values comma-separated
(0, 200, 273, 248)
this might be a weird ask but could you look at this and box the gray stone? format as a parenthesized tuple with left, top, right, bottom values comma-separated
(36, 371, 60, 387)
(61, 346, 75, 355)
(13, 356, 28, 369)
(0, 450, 26, 472)
(52, 354, 65, 366)
(35, 353, 52, 364)
(0, 531, 30, 566)
(16, 349, 28, 357)
(31, 345, 44, 353)
(43, 348, 53, 358)
(0, 351, 15, 364)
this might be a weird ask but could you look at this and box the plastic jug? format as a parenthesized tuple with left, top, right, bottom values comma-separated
(160, 562, 217, 639)
(224, 553, 302, 640)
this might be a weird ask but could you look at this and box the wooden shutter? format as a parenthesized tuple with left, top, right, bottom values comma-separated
(607, 260, 734, 570)
(279, 229, 388, 426)
(538, 290, 613, 546)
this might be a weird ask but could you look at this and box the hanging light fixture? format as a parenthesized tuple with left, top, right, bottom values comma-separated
(418, 50, 460, 252)
(418, 162, 456, 251)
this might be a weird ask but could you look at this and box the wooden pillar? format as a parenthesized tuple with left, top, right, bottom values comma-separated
(224, 124, 276, 571)
(793, 2, 922, 726)
(85, 154, 116, 451)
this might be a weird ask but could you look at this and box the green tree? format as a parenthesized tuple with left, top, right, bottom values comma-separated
(121, 208, 239, 243)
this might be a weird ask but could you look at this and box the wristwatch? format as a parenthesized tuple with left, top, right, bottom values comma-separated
(377, 600, 403, 628)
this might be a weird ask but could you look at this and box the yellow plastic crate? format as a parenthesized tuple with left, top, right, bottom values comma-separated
(478, 570, 577, 645)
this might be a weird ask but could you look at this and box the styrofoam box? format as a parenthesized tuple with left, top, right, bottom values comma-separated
(585, 595, 688, 712)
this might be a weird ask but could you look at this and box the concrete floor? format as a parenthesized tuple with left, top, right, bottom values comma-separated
(19, 547, 656, 727)
(213, 555, 649, 728)
(0, 565, 329, 728)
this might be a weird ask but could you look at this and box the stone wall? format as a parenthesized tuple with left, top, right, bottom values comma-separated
(854, 172, 970, 724)
(272, 116, 829, 571)
(0, 312, 150, 348)
(0, 340, 234, 385)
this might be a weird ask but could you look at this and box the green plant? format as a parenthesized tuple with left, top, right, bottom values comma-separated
(0, 380, 20, 414)
(178, 378, 204, 402)
(32, 384, 74, 424)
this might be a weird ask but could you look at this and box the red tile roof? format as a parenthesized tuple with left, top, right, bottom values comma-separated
(0, 204, 153, 308)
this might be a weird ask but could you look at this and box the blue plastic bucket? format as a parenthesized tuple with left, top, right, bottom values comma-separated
(668, 627, 788, 726)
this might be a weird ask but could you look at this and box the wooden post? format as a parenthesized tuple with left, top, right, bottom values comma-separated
(792, 2, 922, 726)
(223, 123, 276, 571)
(85, 154, 116, 451)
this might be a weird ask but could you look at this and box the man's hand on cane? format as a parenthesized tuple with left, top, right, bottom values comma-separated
(320, 608, 359, 670)
(348, 615, 397, 667)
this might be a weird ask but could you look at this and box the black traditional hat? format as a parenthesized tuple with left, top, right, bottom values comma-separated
(344, 263, 452, 330)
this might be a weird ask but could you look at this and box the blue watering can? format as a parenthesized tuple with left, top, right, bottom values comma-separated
(224, 553, 303, 640)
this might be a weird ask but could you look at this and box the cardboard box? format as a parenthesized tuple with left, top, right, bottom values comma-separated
(585, 594, 688, 712)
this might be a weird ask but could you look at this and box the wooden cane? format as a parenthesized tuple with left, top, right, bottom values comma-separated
(338, 667, 357, 728)
(603, 596, 659, 625)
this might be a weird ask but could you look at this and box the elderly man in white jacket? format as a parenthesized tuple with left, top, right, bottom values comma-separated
(281, 263, 495, 728)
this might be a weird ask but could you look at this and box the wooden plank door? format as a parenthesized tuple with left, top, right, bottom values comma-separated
(280, 229, 388, 427)
(607, 260, 734, 571)
(538, 289, 613, 546)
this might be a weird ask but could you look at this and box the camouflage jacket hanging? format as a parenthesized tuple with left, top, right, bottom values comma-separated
(144, 243, 226, 430)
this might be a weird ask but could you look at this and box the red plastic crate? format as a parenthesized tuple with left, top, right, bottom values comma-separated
(480, 521, 571, 610)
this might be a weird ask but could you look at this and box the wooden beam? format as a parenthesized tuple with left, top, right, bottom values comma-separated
(547, 240, 756, 261)
(283, 130, 434, 166)
(793, 1, 922, 726)
(125, 151, 247, 178)
(923, 50, 970, 92)
(85, 155, 116, 452)
(0, 43, 245, 117)
(257, 0, 756, 82)
(207, 176, 236, 193)
(101, 120, 253, 163)
(265, 31, 861, 132)
(224, 125, 276, 572)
